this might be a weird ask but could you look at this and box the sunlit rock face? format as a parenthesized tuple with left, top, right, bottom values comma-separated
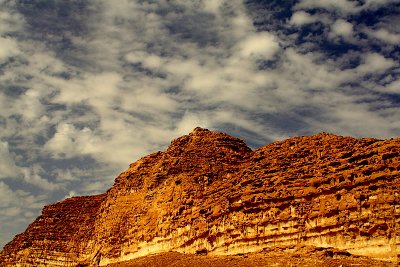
(0, 194, 106, 267)
(1, 128, 399, 266)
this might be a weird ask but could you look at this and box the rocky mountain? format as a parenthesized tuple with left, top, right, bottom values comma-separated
(1, 127, 399, 266)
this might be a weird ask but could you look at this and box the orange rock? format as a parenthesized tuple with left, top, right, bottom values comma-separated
(1, 128, 399, 266)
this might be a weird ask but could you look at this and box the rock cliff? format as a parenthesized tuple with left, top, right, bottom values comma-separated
(1, 128, 399, 266)
(0, 194, 106, 266)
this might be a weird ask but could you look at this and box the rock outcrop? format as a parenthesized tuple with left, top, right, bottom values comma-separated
(0, 195, 106, 266)
(1, 128, 399, 266)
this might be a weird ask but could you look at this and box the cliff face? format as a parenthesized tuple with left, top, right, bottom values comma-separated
(0, 194, 106, 266)
(1, 128, 399, 266)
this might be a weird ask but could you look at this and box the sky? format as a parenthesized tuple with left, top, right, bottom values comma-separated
(0, 0, 399, 248)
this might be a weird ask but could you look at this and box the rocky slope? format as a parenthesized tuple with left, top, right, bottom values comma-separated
(1, 128, 399, 266)
(0, 194, 106, 266)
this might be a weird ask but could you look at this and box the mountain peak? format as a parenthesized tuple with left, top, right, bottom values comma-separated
(189, 126, 210, 134)
(167, 127, 252, 157)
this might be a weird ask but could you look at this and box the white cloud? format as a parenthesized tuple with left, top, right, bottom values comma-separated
(294, 0, 398, 14)
(22, 166, 59, 191)
(294, 0, 359, 14)
(364, 28, 400, 45)
(0, 37, 20, 63)
(277, 48, 350, 92)
(44, 123, 78, 157)
(313, 93, 400, 137)
(236, 33, 280, 60)
(54, 72, 122, 105)
(54, 169, 78, 182)
(142, 54, 164, 69)
(363, 0, 400, 9)
(289, 11, 317, 26)
(175, 111, 211, 136)
(66, 190, 77, 198)
(82, 181, 109, 194)
(202, 0, 225, 14)
(355, 53, 396, 75)
(329, 19, 354, 40)
(14, 89, 45, 121)
(0, 181, 17, 208)
(0, 142, 18, 179)
(45, 123, 103, 159)
(0, 5, 24, 34)
(383, 79, 400, 93)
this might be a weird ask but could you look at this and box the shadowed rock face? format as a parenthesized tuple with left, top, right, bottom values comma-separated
(1, 128, 399, 266)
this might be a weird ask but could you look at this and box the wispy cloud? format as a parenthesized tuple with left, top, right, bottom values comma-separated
(0, 142, 18, 179)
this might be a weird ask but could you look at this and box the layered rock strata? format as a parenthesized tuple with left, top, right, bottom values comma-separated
(0, 195, 106, 266)
(1, 128, 399, 266)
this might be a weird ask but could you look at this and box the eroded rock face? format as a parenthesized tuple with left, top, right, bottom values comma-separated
(0, 194, 106, 266)
(1, 128, 399, 266)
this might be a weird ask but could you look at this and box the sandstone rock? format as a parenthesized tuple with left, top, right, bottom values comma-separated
(1, 128, 399, 266)
(0, 194, 106, 266)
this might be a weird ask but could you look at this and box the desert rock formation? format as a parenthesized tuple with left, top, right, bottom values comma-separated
(1, 128, 399, 266)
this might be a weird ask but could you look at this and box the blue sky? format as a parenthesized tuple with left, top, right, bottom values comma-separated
(0, 0, 399, 248)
